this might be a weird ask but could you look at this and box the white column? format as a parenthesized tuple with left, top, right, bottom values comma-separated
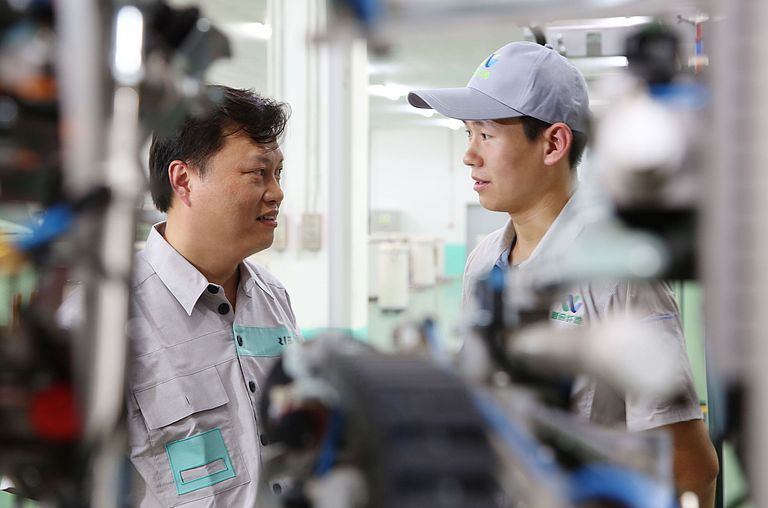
(327, 37, 369, 330)
(264, 1, 368, 333)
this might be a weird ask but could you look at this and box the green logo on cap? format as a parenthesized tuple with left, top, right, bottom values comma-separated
(473, 51, 500, 80)
(474, 68, 492, 80)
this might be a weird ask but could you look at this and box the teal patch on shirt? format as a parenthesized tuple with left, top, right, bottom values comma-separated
(233, 325, 295, 357)
(166, 428, 236, 495)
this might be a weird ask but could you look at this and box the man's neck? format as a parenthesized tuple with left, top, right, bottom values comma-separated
(508, 189, 571, 266)
(162, 218, 240, 306)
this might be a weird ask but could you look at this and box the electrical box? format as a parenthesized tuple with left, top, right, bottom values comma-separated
(370, 210, 402, 233)
(586, 32, 603, 57)
(272, 213, 288, 251)
(301, 212, 322, 251)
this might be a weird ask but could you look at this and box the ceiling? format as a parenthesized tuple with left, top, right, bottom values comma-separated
(366, 9, 703, 129)
(163, 1, 704, 129)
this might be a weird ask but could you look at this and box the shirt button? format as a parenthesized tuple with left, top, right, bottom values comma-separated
(236, 335, 243, 346)
(260, 434, 269, 446)
(248, 381, 256, 393)
(272, 483, 282, 495)
(218, 303, 230, 314)
(207, 284, 219, 294)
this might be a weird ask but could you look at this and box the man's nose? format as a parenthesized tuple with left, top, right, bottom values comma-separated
(265, 177, 284, 204)
(463, 144, 480, 168)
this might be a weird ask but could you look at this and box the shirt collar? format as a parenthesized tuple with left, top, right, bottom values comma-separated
(144, 223, 209, 316)
(239, 260, 276, 300)
(144, 223, 278, 312)
(495, 192, 585, 271)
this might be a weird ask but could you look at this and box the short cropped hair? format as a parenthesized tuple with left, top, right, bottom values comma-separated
(149, 85, 290, 212)
(519, 116, 588, 170)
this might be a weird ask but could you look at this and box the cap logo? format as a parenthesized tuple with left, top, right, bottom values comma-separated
(483, 53, 500, 68)
(473, 51, 500, 80)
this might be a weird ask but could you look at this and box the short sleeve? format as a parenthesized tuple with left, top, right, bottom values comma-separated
(605, 280, 702, 432)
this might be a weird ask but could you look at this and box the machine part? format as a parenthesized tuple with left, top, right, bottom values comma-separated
(469, 268, 573, 408)
(138, 2, 231, 138)
(260, 335, 503, 508)
(323, 352, 502, 508)
(590, 21, 707, 279)
(625, 23, 680, 85)
(0, 1, 232, 506)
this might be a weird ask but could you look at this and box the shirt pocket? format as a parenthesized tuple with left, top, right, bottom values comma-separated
(131, 366, 251, 506)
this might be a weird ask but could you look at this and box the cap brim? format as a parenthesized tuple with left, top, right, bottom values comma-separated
(407, 87, 524, 121)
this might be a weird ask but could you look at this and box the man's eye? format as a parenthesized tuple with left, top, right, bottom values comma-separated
(465, 129, 472, 139)
(480, 133, 490, 140)
(276, 168, 283, 180)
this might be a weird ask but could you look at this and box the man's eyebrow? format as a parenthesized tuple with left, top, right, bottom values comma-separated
(246, 154, 283, 165)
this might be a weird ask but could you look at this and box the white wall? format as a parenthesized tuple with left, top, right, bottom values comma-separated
(246, 0, 326, 331)
(369, 126, 478, 245)
(252, 0, 368, 333)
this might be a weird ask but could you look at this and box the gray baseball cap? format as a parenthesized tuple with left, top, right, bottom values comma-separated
(408, 41, 591, 133)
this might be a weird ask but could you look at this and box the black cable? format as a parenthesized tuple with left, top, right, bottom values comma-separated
(528, 25, 547, 46)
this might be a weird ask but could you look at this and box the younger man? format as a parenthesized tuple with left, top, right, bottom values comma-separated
(409, 41, 718, 505)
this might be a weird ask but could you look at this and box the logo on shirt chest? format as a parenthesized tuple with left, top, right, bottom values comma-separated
(276, 335, 294, 347)
(234, 325, 297, 357)
(551, 293, 585, 325)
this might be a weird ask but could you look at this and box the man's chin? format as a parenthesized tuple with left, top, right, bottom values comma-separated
(243, 237, 274, 258)
(478, 197, 509, 213)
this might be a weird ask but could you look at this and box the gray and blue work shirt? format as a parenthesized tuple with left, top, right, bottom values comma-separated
(462, 195, 702, 432)
(59, 223, 301, 507)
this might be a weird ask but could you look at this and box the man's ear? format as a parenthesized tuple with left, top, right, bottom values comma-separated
(167, 160, 194, 207)
(542, 123, 573, 167)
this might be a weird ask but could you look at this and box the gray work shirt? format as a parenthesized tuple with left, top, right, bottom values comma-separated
(58, 223, 302, 507)
(462, 196, 701, 431)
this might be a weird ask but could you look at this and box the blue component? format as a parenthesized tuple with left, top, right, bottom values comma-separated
(568, 463, 676, 508)
(315, 407, 344, 476)
(649, 82, 709, 109)
(472, 392, 561, 480)
(343, 0, 381, 27)
(166, 428, 236, 495)
(233, 325, 296, 357)
(15, 204, 74, 252)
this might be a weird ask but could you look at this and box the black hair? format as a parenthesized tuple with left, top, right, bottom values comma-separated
(148, 85, 290, 212)
(519, 116, 588, 170)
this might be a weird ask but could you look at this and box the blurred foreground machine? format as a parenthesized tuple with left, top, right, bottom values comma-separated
(0, 0, 229, 505)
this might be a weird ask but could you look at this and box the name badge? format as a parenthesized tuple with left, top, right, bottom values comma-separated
(232, 325, 296, 357)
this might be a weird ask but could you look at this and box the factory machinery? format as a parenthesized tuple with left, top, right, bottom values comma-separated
(0, 0, 762, 507)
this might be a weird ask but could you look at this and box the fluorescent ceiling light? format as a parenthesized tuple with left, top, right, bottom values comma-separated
(368, 82, 411, 101)
(571, 56, 629, 73)
(548, 16, 653, 30)
(221, 22, 272, 40)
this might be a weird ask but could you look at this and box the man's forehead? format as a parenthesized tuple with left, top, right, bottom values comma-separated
(464, 119, 493, 128)
(244, 147, 283, 163)
(227, 134, 282, 161)
(464, 119, 521, 128)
